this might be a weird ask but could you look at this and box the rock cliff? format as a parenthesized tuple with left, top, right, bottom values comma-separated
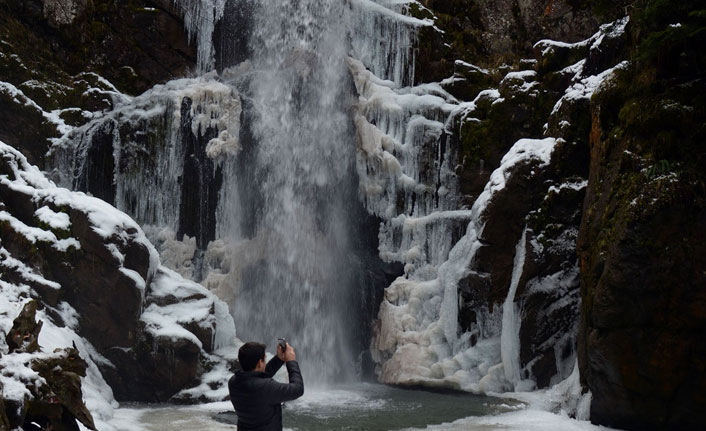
(577, 2, 706, 428)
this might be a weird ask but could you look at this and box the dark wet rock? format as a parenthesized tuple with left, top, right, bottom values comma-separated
(5, 300, 43, 354)
(101, 325, 203, 402)
(457, 272, 492, 336)
(28, 347, 96, 431)
(0, 390, 9, 431)
(0, 0, 195, 95)
(0, 85, 61, 167)
(214, 0, 254, 72)
(578, 8, 706, 426)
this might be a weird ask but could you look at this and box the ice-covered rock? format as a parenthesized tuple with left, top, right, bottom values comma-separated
(50, 77, 241, 252)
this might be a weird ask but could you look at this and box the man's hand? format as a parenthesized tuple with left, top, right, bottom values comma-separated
(277, 342, 296, 362)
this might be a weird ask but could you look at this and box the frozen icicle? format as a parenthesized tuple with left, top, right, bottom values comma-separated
(350, 0, 431, 86)
(172, 0, 228, 72)
(500, 227, 527, 387)
(50, 78, 241, 235)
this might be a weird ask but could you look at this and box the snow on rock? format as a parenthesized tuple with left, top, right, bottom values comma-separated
(34, 205, 71, 230)
(0, 80, 72, 143)
(0, 282, 112, 430)
(550, 61, 629, 116)
(533, 16, 629, 60)
(143, 266, 236, 353)
(1, 140, 238, 421)
(0, 140, 159, 283)
(143, 267, 238, 404)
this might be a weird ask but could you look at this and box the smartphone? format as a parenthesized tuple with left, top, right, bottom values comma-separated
(278, 338, 287, 352)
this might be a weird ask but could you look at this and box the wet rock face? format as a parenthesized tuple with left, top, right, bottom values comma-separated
(578, 87, 706, 429)
(2, 0, 195, 94)
(577, 4, 706, 427)
(414, 0, 632, 85)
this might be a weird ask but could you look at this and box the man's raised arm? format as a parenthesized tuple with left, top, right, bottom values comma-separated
(265, 343, 304, 403)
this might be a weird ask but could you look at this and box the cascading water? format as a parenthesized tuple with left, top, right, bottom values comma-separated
(217, 0, 361, 382)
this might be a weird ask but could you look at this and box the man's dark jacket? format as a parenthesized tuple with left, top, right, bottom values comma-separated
(229, 357, 304, 431)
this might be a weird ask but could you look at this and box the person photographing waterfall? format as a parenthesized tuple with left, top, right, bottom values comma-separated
(229, 341, 304, 431)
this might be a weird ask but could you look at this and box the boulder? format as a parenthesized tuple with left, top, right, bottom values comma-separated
(0, 301, 95, 431)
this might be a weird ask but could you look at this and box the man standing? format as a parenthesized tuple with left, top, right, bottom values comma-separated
(229, 341, 304, 431)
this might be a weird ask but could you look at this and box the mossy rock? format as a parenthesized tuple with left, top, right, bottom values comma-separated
(0, 85, 61, 167)
(534, 41, 588, 76)
(578, 5, 706, 425)
(413, 0, 488, 85)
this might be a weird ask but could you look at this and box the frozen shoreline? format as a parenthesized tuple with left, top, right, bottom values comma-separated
(107, 384, 619, 431)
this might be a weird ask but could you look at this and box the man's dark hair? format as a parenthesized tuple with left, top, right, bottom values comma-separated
(239, 342, 266, 371)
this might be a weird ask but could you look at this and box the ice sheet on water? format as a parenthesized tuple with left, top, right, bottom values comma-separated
(398, 409, 615, 431)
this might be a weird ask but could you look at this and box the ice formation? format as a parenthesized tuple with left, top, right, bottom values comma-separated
(50, 77, 241, 237)
(172, 0, 229, 72)
(500, 228, 529, 389)
(369, 136, 559, 392)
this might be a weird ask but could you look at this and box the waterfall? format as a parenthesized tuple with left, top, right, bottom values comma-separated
(215, 0, 361, 383)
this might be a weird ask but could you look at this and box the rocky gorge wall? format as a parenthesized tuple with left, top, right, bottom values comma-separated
(0, 1, 705, 431)
(1, 1, 239, 429)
